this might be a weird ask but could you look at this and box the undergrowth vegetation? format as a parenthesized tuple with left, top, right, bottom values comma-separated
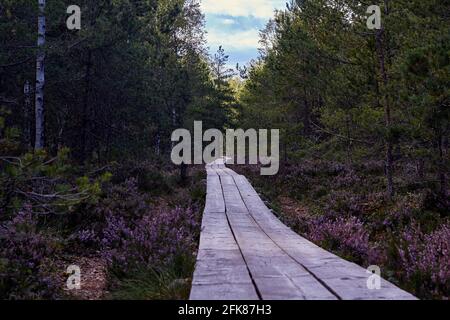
(0, 151, 205, 299)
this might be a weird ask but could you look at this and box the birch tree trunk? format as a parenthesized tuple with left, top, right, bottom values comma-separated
(34, 0, 46, 150)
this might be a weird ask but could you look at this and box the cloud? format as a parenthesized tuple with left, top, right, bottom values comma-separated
(206, 28, 260, 51)
(221, 18, 236, 25)
(201, 0, 286, 67)
(201, 0, 282, 18)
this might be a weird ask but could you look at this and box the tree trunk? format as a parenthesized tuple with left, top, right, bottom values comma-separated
(81, 50, 92, 161)
(171, 107, 177, 150)
(34, 0, 46, 150)
(376, 0, 395, 199)
(438, 133, 447, 197)
(180, 163, 188, 185)
(23, 80, 32, 148)
(155, 130, 161, 156)
(416, 158, 425, 181)
(302, 90, 311, 136)
(345, 113, 353, 166)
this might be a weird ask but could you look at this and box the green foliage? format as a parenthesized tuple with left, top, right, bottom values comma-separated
(0, 149, 106, 216)
(1, 0, 228, 161)
(238, 0, 449, 195)
(108, 252, 195, 300)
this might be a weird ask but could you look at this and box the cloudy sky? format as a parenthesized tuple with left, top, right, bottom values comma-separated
(200, 0, 286, 68)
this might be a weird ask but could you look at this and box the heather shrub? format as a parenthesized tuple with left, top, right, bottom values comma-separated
(307, 216, 380, 265)
(111, 161, 171, 195)
(283, 160, 345, 181)
(188, 168, 207, 204)
(65, 172, 203, 299)
(70, 179, 150, 249)
(102, 205, 200, 276)
(331, 169, 361, 189)
(0, 207, 62, 299)
(398, 223, 450, 299)
(75, 179, 200, 269)
(98, 179, 151, 220)
(73, 176, 202, 286)
(322, 191, 366, 218)
(358, 160, 385, 175)
(376, 193, 446, 248)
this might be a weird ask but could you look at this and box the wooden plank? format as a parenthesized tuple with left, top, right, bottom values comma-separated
(232, 175, 417, 300)
(222, 168, 239, 176)
(204, 193, 225, 214)
(220, 175, 248, 213)
(225, 209, 337, 300)
(190, 165, 258, 300)
(204, 175, 225, 214)
(217, 172, 336, 300)
(190, 211, 259, 300)
(190, 283, 258, 300)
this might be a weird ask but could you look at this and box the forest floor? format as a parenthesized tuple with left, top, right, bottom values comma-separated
(0, 155, 206, 300)
(61, 256, 108, 300)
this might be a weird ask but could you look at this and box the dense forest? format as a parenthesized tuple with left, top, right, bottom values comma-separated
(0, 0, 448, 300)
(0, 0, 235, 299)
(235, 0, 449, 299)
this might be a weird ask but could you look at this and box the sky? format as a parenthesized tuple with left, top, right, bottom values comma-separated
(200, 0, 286, 69)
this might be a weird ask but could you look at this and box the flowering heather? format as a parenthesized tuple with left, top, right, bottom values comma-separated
(236, 160, 449, 299)
(72, 178, 154, 246)
(399, 223, 450, 298)
(73, 179, 201, 276)
(0, 206, 61, 299)
(323, 191, 366, 217)
(307, 216, 379, 265)
(101, 205, 200, 275)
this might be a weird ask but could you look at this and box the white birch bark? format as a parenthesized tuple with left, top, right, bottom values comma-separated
(34, 0, 46, 150)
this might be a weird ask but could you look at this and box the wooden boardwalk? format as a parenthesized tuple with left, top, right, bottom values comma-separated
(190, 159, 417, 300)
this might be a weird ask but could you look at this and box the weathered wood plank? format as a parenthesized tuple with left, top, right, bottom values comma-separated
(214, 168, 336, 300)
(232, 174, 417, 300)
(192, 159, 416, 300)
(220, 175, 249, 214)
(190, 214, 258, 299)
(225, 209, 337, 300)
(190, 167, 258, 300)
(190, 283, 258, 300)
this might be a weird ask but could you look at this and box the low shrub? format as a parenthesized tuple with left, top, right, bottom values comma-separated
(307, 216, 380, 265)
(101, 205, 200, 277)
(398, 223, 450, 299)
(108, 252, 195, 300)
(0, 206, 62, 299)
